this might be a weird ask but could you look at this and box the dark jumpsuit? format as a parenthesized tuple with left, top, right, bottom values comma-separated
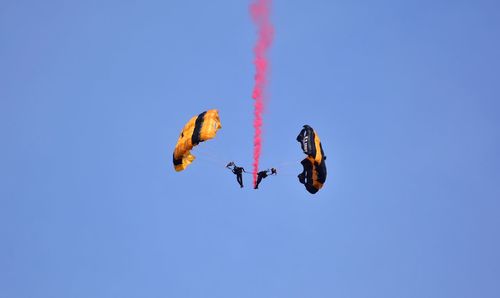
(255, 170, 269, 189)
(232, 166, 244, 188)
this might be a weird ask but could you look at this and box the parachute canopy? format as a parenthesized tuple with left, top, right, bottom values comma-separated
(173, 109, 222, 171)
(296, 125, 327, 194)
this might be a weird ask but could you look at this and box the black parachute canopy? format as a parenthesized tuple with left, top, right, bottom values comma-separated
(297, 125, 327, 194)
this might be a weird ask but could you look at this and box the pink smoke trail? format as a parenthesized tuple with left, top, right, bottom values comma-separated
(250, 0, 274, 187)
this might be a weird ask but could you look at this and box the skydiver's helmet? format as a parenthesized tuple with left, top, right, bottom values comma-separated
(226, 161, 235, 168)
(271, 168, 277, 175)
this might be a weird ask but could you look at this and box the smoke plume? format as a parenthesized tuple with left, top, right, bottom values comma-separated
(250, 0, 273, 187)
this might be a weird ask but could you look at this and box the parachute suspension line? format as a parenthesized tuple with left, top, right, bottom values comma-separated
(200, 149, 227, 164)
(273, 172, 298, 176)
(197, 148, 253, 172)
(273, 161, 298, 169)
(195, 154, 226, 168)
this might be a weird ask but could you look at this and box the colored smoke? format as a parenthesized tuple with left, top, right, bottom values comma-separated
(250, 0, 273, 187)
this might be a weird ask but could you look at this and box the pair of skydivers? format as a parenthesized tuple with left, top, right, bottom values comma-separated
(226, 162, 277, 189)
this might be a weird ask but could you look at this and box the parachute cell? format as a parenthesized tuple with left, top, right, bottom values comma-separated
(173, 109, 222, 171)
(296, 125, 327, 194)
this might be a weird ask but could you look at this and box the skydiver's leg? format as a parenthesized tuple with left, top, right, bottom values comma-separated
(255, 175, 263, 189)
(237, 174, 243, 188)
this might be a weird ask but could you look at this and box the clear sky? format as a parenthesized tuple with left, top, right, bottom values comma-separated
(1, 0, 499, 297)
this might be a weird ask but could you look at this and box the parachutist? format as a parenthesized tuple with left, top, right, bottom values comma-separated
(254, 168, 277, 189)
(227, 162, 245, 188)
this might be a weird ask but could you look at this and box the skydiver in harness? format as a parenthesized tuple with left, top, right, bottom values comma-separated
(226, 162, 246, 188)
(254, 168, 277, 189)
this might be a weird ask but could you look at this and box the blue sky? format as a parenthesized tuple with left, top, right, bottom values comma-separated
(1, 0, 499, 297)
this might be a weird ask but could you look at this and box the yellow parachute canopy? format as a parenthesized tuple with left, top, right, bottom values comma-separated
(173, 109, 222, 171)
